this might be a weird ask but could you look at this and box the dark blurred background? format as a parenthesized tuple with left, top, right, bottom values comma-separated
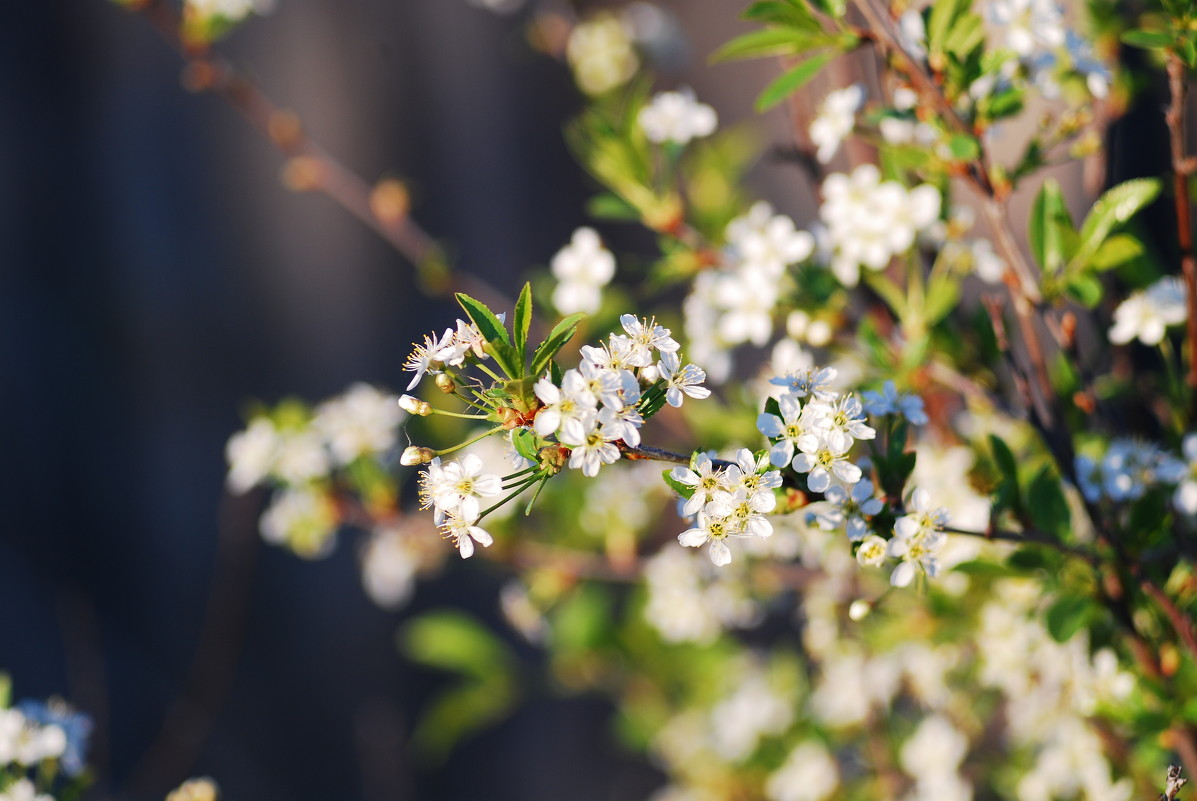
(0, 2, 796, 800)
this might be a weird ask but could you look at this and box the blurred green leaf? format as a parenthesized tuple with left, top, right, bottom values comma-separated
(1072, 178, 1161, 272)
(1029, 178, 1073, 273)
(1065, 272, 1103, 307)
(586, 192, 640, 221)
(1121, 29, 1175, 49)
(755, 51, 837, 112)
(1027, 468, 1071, 540)
(401, 609, 516, 681)
(1046, 594, 1097, 642)
(1089, 234, 1145, 271)
(711, 28, 823, 62)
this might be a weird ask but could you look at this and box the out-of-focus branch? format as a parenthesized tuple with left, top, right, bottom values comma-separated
(1166, 54, 1197, 418)
(123, 0, 511, 310)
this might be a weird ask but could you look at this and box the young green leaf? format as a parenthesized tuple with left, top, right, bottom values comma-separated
(513, 282, 532, 360)
(1089, 234, 1144, 271)
(755, 51, 837, 112)
(1120, 29, 1174, 49)
(530, 313, 588, 379)
(456, 292, 512, 347)
(1028, 178, 1073, 273)
(711, 28, 824, 62)
(1070, 178, 1161, 272)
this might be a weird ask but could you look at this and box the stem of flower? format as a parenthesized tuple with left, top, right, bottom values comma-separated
(433, 426, 506, 458)
(477, 473, 544, 521)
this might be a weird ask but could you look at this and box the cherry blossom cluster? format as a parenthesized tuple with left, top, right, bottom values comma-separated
(0, 695, 92, 801)
(537, 314, 709, 476)
(753, 367, 949, 585)
(1108, 275, 1187, 346)
(1076, 435, 1197, 516)
(549, 227, 616, 316)
(685, 202, 815, 380)
(819, 164, 942, 288)
(671, 450, 784, 566)
(223, 383, 404, 558)
(402, 317, 494, 392)
(417, 454, 503, 558)
(637, 88, 717, 146)
(403, 310, 711, 560)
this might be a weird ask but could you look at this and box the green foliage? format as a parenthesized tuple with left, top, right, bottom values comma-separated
(1045, 594, 1100, 642)
(1027, 468, 1072, 540)
(400, 610, 519, 760)
(755, 52, 838, 111)
(530, 313, 588, 379)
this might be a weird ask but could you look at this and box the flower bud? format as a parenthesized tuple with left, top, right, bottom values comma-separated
(435, 373, 456, 393)
(848, 599, 872, 621)
(400, 446, 435, 466)
(398, 394, 432, 416)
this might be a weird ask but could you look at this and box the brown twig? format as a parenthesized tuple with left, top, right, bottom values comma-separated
(127, 0, 512, 311)
(1166, 53, 1197, 419)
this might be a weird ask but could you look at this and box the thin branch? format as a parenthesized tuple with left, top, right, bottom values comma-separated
(1166, 53, 1197, 418)
(126, 0, 511, 311)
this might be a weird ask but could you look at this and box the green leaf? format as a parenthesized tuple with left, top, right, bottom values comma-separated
(586, 192, 640, 221)
(663, 469, 696, 499)
(742, 0, 818, 28)
(1072, 178, 1161, 271)
(552, 585, 612, 653)
(455, 292, 511, 347)
(0, 674, 9, 708)
(1120, 29, 1175, 49)
(755, 51, 837, 112)
(927, 0, 969, 55)
(1027, 468, 1071, 540)
(1028, 178, 1073, 273)
(943, 12, 984, 58)
(990, 435, 1022, 514)
(530, 313, 588, 379)
(409, 676, 515, 761)
(864, 272, 907, 316)
(924, 272, 961, 325)
(711, 28, 822, 62)
(947, 134, 981, 161)
(1065, 273, 1103, 307)
(512, 428, 542, 463)
(513, 282, 532, 361)
(1089, 234, 1144, 271)
(401, 610, 515, 680)
(1045, 594, 1096, 643)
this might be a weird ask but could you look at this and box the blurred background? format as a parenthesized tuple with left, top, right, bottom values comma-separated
(0, 1, 1174, 800)
(0, 2, 798, 800)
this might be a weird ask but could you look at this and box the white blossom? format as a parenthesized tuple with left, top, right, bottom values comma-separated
(863, 380, 929, 425)
(439, 513, 494, 559)
(638, 88, 717, 145)
(1109, 276, 1187, 346)
(312, 383, 404, 465)
(810, 84, 864, 164)
(551, 227, 617, 315)
(225, 417, 280, 493)
(567, 13, 639, 95)
(766, 741, 839, 801)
